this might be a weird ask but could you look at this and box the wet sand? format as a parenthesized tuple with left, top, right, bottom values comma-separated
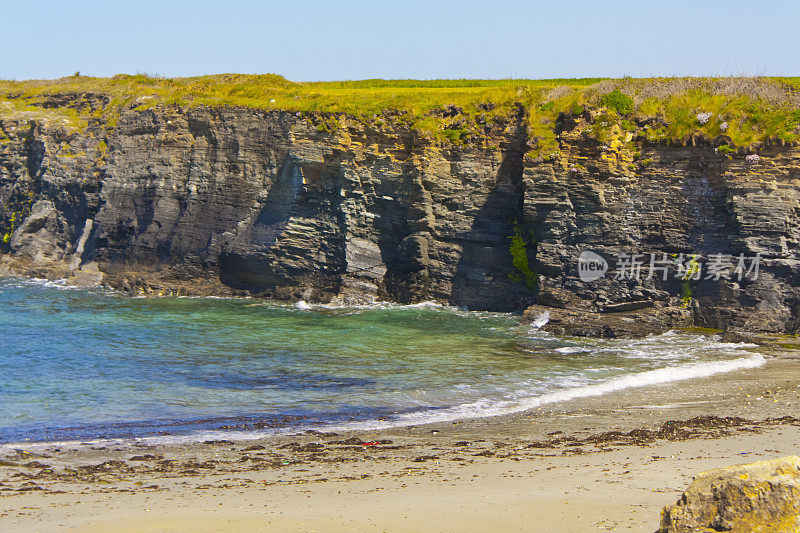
(3, 353, 800, 532)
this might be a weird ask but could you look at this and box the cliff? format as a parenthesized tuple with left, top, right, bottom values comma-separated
(1, 75, 799, 335)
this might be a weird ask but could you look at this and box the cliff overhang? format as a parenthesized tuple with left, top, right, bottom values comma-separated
(2, 75, 800, 336)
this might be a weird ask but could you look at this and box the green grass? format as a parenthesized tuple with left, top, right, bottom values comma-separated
(601, 89, 634, 115)
(0, 74, 599, 117)
(1, 74, 799, 151)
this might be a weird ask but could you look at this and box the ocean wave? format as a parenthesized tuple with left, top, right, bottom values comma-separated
(0, 277, 508, 320)
(0, 279, 770, 448)
(326, 353, 767, 432)
(279, 298, 511, 320)
(316, 300, 446, 311)
(554, 346, 592, 354)
(2, 353, 767, 449)
(295, 299, 313, 310)
(2, 277, 79, 291)
(537, 330, 761, 363)
(121, 353, 769, 445)
(529, 310, 550, 330)
(0, 276, 123, 297)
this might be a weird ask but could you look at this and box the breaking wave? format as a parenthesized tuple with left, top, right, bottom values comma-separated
(329, 353, 767, 431)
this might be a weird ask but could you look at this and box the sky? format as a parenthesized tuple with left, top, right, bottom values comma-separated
(3, 0, 799, 81)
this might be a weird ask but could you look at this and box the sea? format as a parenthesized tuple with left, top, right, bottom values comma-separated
(0, 277, 766, 444)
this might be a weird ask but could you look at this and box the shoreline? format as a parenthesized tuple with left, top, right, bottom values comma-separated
(4, 272, 800, 344)
(3, 354, 800, 531)
(0, 335, 771, 449)
(0, 352, 770, 450)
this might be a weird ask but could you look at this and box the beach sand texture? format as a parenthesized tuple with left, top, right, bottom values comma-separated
(3, 355, 800, 532)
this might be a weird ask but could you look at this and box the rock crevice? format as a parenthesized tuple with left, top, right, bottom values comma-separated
(1, 104, 799, 334)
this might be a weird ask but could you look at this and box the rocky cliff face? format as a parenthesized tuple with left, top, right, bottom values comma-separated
(1, 101, 799, 334)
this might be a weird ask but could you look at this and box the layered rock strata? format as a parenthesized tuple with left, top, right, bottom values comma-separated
(2, 102, 799, 334)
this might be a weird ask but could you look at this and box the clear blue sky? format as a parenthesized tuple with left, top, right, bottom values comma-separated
(4, 0, 798, 81)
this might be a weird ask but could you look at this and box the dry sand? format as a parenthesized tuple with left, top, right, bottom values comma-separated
(3, 354, 800, 532)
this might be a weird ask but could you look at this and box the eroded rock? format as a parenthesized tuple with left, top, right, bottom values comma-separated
(660, 456, 800, 532)
(1, 105, 800, 334)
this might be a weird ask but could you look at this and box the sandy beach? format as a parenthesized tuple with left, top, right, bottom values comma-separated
(2, 348, 800, 532)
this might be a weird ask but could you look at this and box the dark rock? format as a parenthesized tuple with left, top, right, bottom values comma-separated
(330, 437, 364, 446)
(601, 300, 653, 313)
(128, 454, 163, 461)
(522, 304, 691, 338)
(1, 104, 799, 334)
(23, 461, 50, 469)
(535, 288, 586, 309)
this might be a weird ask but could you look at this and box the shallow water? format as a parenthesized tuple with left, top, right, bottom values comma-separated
(0, 278, 764, 443)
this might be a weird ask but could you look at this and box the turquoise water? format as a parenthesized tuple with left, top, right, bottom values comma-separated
(0, 278, 765, 443)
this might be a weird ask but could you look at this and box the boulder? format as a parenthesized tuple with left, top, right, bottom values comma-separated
(660, 456, 800, 532)
(522, 303, 691, 338)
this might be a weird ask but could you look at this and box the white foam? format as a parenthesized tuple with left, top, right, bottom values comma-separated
(319, 300, 445, 311)
(529, 310, 550, 330)
(2, 353, 767, 449)
(555, 346, 592, 354)
(0, 287, 770, 448)
(325, 353, 767, 431)
(282, 298, 510, 321)
(8, 277, 78, 290)
(138, 352, 769, 444)
(295, 299, 450, 313)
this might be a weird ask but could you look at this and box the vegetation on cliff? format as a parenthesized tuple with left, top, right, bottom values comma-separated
(1, 74, 800, 156)
(508, 221, 538, 291)
(0, 190, 35, 247)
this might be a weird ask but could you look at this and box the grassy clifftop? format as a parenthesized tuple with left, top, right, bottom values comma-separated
(2, 74, 800, 156)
